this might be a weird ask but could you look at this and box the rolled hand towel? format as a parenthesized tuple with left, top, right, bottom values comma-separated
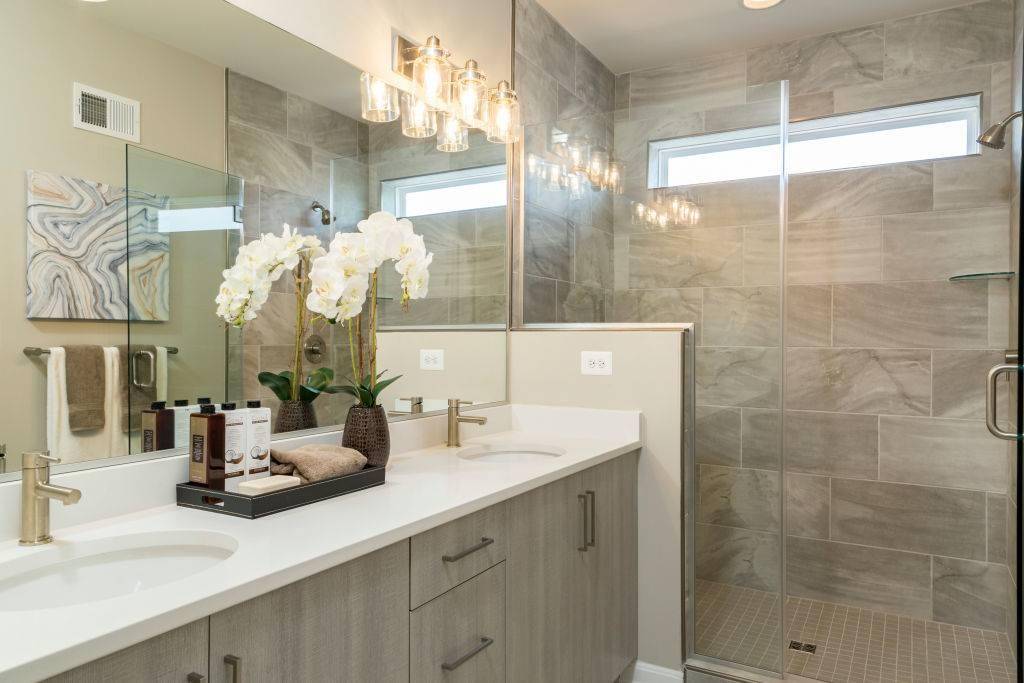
(63, 345, 106, 432)
(269, 444, 367, 484)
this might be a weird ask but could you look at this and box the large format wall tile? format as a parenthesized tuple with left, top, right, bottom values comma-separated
(831, 479, 987, 560)
(523, 204, 572, 281)
(742, 226, 779, 286)
(786, 348, 930, 415)
(628, 52, 747, 119)
(878, 416, 1007, 493)
(555, 281, 607, 323)
(515, 52, 558, 126)
(228, 123, 313, 198)
(228, 72, 287, 135)
(741, 408, 781, 470)
(696, 347, 780, 408)
(883, 0, 1013, 79)
(747, 25, 884, 96)
(988, 493, 1008, 564)
(613, 113, 703, 176)
(695, 405, 741, 467)
(933, 151, 1012, 210)
(787, 473, 830, 540)
(698, 465, 780, 532)
(286, 94, 361, 157)
(701, 286, 779, 347)
(882, 207, 1010, 281)
(523, 275, 556, 323)
(628, 229, 743, 288)
(932, 350, 1006, 419)
(787, 536, 932, 618)
(787, 217, 882, 283)
(786, 285, 831, 347)
(696, 523, 780, 592)
(695, 177, 779, 228)
(514, 0, 574, 90)
(832, 281, 989, 348)
(612, 287, 701, 325)
(789, 164, 933, 222)
(574, 42, 615, 113)
(574, 225, 613, 289)
(932, 556, 1009, 631)
(832, 64, 993, 117)
(785, 410, 878, 479)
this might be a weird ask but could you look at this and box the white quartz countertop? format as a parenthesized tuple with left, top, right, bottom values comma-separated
(0, 405, 640, 682)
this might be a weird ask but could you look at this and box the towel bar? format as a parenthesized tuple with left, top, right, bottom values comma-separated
(23, 346, 179, 357)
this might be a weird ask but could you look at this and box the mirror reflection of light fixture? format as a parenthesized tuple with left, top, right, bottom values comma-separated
(606, 160, 623, 195)
(410, 35, 451, 110)
(588, 147, 609, 188)
(566, 136, 590, 173)
(359, 72, 400, 123)
(453, 60, 487, 123)
(486, 80, 520, 144)
(400, 92, 437, 138)
(437, 111, 469, 152)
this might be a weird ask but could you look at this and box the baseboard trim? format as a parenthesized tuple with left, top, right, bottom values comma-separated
(623, 660, 685, 682)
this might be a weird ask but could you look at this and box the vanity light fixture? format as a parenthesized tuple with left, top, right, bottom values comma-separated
(437, 111, 469, 152)
(742, 0, 784, 8)
(486, 80, 520, 144)
(400, 91, 437, 138)
(359, 72, 400, 123)
(409, 35, 451, 110)
(588, 147, 609, 189)
(453, 60, 487, 123)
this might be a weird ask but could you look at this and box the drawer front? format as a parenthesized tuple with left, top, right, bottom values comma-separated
(410, 500, 507, 608)
(410, 562, 505, 683)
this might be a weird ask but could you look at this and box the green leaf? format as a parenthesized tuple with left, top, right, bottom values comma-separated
(335, 385, 362, 399)
(298, 384, 322, 403)
(257, 371, 293, 402)
(369, 374, 402, 403)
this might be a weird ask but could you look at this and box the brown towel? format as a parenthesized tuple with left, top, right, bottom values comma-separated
(117, 344, 157, 432)
(63, 345, 106, 432)
(270, 444, 367, 484)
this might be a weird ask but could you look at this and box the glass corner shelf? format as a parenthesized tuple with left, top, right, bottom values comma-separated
(948, 271, 1015, 282)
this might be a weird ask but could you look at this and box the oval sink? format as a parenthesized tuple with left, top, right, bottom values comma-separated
(0, 530, 237, 611)
(457, 443, 567, 464)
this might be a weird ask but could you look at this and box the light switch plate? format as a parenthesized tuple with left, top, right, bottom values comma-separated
(581, 351, 613, 375)
(420, 349, 444, 371)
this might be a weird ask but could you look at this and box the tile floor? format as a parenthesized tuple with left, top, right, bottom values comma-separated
(694, 580, 1017, 682)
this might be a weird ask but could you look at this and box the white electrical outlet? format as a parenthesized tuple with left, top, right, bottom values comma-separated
(581, 351, 613, 376)
(420, 349, 444, 371)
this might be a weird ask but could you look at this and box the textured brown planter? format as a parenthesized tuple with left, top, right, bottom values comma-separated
(275, 400, 318, 433)
(342, 404, 390, 467)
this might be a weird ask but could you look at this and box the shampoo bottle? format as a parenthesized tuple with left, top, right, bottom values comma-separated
(188, 404, 225, 490)
(141, 401, 175, 452)
(220, 403, 246, 493)
(244, 400, 272, 480)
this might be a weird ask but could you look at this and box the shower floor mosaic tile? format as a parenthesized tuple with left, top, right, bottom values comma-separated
(694, 580, 1017, 682)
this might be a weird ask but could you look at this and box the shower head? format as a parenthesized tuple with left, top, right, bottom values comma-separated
(977, 111, 1023, 150)
(311, 201, 333, 226)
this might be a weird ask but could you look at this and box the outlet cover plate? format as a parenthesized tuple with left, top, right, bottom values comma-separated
(420, 349, 444, 371)
(581, 351, 612, 375)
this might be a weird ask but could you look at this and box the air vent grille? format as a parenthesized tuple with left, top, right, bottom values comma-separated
(73, 83, 140, 142)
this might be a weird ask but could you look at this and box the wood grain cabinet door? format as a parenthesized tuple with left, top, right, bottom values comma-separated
(208, 541, 410, 683)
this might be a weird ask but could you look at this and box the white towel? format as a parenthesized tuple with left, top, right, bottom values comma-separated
(47, 347, 125, 463)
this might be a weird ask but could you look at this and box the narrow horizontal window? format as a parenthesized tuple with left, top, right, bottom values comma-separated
(648, 94, 982, 187)
(380, 164, 507, 218)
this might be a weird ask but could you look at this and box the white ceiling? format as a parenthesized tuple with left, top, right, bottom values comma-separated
(536, 0, 975, 74)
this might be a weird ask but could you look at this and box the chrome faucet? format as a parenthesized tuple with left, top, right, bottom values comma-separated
(446, 399, 487, 447)
(20, 452, 81, 546)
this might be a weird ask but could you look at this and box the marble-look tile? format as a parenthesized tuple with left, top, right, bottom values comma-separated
(698, 465, 780, 532)
(878, 416, 1006, 493)
(241, 345, 261, 402)
(611, 288, 701, 326)
(785, 410, 878, 479)
(704, 99, 783, 134)
(331, 157, 368, 231)
(992, 266, 1012, 348)
(228, 122, 313, 198)
(695, 177, 779, 228)
(627, 52, 747, 119)
(786, 348, 931, 416)
(991, 59, 1014, 123)
(613, 73, 629, 118)
(882, 207, 1010, 281)
(514, 0, 575, 91)
(695, 405, 741, 467)
(988, 493, 1008, 564)
(555, 281, 606, 323)
(787, 473, 829, 540)
(258, 186, 319, 235)
(742, 226, 779, 286)
(933, 150, 1012, 210)
(787, 217, 882, 284)
(523, 275, 556, 323)
(786, 536, 932, 618)
(574, 42, 614, 113)
(380, 297, 449, 326)
(474, 207, 507, 246)
(789, 163, 933, 221)
(227, 71, 287, 135)
(747, 25, 884, 95)
(831, 478, 987, 560)
(514, 51, 558, 126)
(524, 204, 572, 281)
(243, 292, 297, 346)
(701, 286, 779, 347)
(883, 0, 1013, 79)
(628, 228, 743, 288)
(786, 285, 831, 347)
(438, 245, 506, 299)
(832, 281, 989, 348)
(556, 84, 591, 121)
(832, 64, 992, 117)
(413, 211, 477, 251)
(696, 347, 780, 408)
(449, 295, 506, 325)
(241, 182, 261, 243)
(932, 349, 1006, 419)
(695, 522, 780, 592)
(741, 408, 781, 470)
(573, 225, 613, 289)
(932, 556, 1009, 631)
(613, 113, 704, 174)
(286, 94, 361, 157)
(747, 84, 836, 121)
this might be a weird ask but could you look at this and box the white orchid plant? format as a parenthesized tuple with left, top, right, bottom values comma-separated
(215, 212, 432, 409)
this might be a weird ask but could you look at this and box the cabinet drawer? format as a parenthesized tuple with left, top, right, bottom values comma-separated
(410, 501, 507, 608)
(410, 562, 505, 683)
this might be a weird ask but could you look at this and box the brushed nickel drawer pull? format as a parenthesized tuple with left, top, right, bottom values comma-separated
(586, 490, 596, 547)
(441, 636, 494, 672)
(442, 536, 494, 562)
(224, 654, 241, 683)
(578, 494, 588, 551)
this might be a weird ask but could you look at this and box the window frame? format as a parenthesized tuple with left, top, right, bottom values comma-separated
(380, 164, 507, 218)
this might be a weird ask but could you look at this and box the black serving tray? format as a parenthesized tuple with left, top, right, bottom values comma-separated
(176, 465, 385, 519)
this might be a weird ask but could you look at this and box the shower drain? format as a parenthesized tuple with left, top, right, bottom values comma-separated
(789, 641, 818, 654)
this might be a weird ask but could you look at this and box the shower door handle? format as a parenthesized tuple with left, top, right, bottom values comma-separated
(986, 357, 1019, 440)
(131, 350, 156, 390)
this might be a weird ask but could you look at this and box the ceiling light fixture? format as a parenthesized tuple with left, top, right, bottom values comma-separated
(742, 0, 784, 9)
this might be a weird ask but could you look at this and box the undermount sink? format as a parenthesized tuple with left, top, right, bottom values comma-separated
(0, 530, 237, 611)
(457, 442, 567, 464)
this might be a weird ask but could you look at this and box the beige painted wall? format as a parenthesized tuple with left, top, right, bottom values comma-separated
(509, 328, 687, 671)
(1, 0, 226, 466)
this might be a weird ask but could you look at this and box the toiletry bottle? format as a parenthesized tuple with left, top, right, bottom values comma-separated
(189, 404, 225, 490)
(245, 400, 272, 480)
(141, 401, 175, 452)
(220, 403, 246, 492)
(172, 399, 197, 451)
(197, 397, 213, 407)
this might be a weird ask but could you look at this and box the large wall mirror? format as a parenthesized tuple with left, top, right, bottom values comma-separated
(1, 0, 510, 479)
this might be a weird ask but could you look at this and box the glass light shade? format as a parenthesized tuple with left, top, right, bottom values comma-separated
(400, 92, 437, 138)
(437, 112, 469, 152)
(689, 205, 702, 226)
(454, 60, 487, 123)
(606, 160, 623, 194)
(588, 147, 609, 187)
(567, 136, 590, 173)
(568, 171, 586, 200)
(412, 35, 451, 110)
(632, 202, 646, 225)
(546, 164, 564, 192)
(359, 73, 400, 123)
(486, 80, 521, 144)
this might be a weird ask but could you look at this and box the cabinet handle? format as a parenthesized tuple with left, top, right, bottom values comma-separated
(578, 494, 588, 551)
(441, 636, 494, 672)
(224, 654, 241, 683)
(586, 490, 596, 547)
(442, 536, 494, 562)
(186, 674, 205, 683)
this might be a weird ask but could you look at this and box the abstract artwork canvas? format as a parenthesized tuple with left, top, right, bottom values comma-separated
(26, 170, 170, 321)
